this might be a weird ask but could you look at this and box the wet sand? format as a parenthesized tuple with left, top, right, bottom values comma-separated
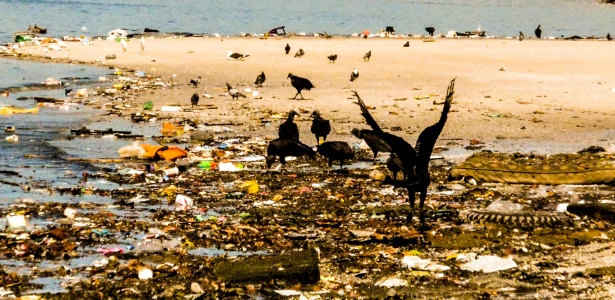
(16, 36, 615, 153)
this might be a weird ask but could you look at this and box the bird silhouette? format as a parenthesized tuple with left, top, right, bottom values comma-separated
(327, 54, 337, 63)
(607, 33, 612, 41)
(295, 48, 305, 58)
(190, 76, 201, 87)
(278, 109, 300, 141)
(266, 138, 316, 167)
(535, 24, 542, 39)
(190, 93, 199, 107)
(363, 50, 371, 61)
(316, 141, 354, 169)
(227, 51, 249, 60)
(254, 72, 266, 87)
(287, 73, 314, 100)
(351, 128, 391, 161)
(350, 68, 359, 82)
(386, 154, 406, 180)
(354, 78, 456, 226)
(310, 110, 331, 144)
(403, 41, 410, 47)
(285, 43, 291, 54)
(425, 27, 435, 36)
(519, 31, 525, 41)
(225, 82, 247, 100)
(324, 31, 332, 39)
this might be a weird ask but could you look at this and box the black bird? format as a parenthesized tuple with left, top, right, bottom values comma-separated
(285, 43, 291, 54)
(350, 67, 359, 82)
(294, 48, 305, 58)
(354, 78, 456, 226)
(425, 27, 435, 36)
(363, 50, 371, 61)
(227, 51, 249, 60)
(278, 109, 300, 141)
(190, 76, 201, 87)
(287, 73, 314, 100)
(190, 93, 199, 107)
(535, 24, 542, 39)
(316, 141, 354, 169)
(310, 110, 331, 144)
(403, 41, 410, 47)
(226, 82, 247, 100)
(351, 128, 391, 160)
(519, 31, 525, 41)
(607, 33, 612, 41)
(327, 54, 337, 63)
(254, 71, 266, 87)
(323, 31, 332, 39)
(266, 138, 316, 167)
(386, 154, 406, 180)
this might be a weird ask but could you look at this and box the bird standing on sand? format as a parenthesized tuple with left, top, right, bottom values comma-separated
(350, 68, 359, 82)
(266, 138, 316, 167)
(351, 128, 391, 161)
(425, 27, 435, 36)
(354, 78, 456, 226)
(403, 41, 409, 47)
(310, 110, 331, 144)
(226, 82, 247, 100)
(288, 73, 314, 100)
(316, 141, 354, 169)
(608, 33, 612, 41)
(140, 36, 145, 55)
(535, 25, 542, 39)
(295, 48, 305, 58)
(254, 71, 266, 87)
(190, 76, 201, 87)
(120, 39, 127, 52)
(285, 43, 291, 54)
(327, 54, 337, 63)
(190, 93, 199, 107)
(363, 50, 371, 61)
(278, 110, 300, 141)
(519, 31, 525, 41)
(226, 50, 250, 60)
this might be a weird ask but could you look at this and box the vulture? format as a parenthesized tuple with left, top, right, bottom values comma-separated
(535, 25, 542, 39)
(226, 51, 249, 60)
(608, 33, 612, 41)
(353, 78, 456, 226)
(285, 43, 291, 54)
(425, 27, 435, 36)
(310, 110, 331, 144)
(403, 41, 410, 47)
(351, 128, 391, 160)
(386, 154, 406, 181)
(278, 109, 300, 141)
(327, 54, 337, 63)
(190, 76, 201, 87)
(316, 141, 354, 169)
(363, 50, 371, 61)
(350, 68, 359, 82)
(266, 138, 316, 167)
(190, 93, 199, 107)
(287, 73, 314, 100)
(294, 48, 305, 58)
(519, 31, 525, 41)
(226, 82, 247, 100)
(254, 72, 266, 87)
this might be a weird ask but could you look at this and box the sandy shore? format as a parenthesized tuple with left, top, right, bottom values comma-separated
(17, 36, 615, 153)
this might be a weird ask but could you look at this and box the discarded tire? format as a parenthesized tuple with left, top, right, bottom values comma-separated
(466, 211, 569, 227)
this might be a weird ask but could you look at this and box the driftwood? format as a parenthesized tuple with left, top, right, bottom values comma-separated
(215, 247, 320, 284)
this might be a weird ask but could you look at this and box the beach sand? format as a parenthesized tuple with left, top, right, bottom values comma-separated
(18, 36, 615, 153)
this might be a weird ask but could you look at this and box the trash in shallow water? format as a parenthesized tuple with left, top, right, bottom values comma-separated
(460, 255, 518, 273)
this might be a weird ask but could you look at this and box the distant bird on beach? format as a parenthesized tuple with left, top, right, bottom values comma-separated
(519, 31, 525, 41)
(607, 33, 612, 41)
(327, 54, 337, 63)
(254, 71, 266, 87)
(285, 43, 291, 54)
(323, 31, 332, 39)
(278, 109, 300, 141)
(140, 37, 145, 55)
(403, 41, 409, 47)
(226, 82, 247, 100)
(190, 93, 199, 107)
(351, 128, 391, 161)
(425, 27, 435, 36)
(266, 138, 316, 167)
(190, 76, 201, 87)
(120, 39, 127, 52)
(288, 73, 314, 100)
(317, 141, 354, 169)
(350, 67, 359, 82)
(226, 50, 249, 60)
(310, 110, 331, 144)
(535, 25, 542, 39)
(295, 48, 305, 58)
(363, 50, 371, 61)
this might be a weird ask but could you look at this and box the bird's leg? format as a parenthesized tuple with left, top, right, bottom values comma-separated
(292, 91, 299, 99)
(419, 187, 427, 226)
(299, 92, 305, 100)
(406, 186, 415, 225)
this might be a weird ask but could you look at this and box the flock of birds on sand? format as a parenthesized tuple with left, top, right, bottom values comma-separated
(182, 40, 457, 226)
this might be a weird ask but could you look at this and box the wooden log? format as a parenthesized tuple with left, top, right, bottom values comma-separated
(215, 247, 320, 284)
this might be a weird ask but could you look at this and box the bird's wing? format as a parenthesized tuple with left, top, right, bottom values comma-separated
(415, 78, 455, 169)
(353, 91, 383, 133)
